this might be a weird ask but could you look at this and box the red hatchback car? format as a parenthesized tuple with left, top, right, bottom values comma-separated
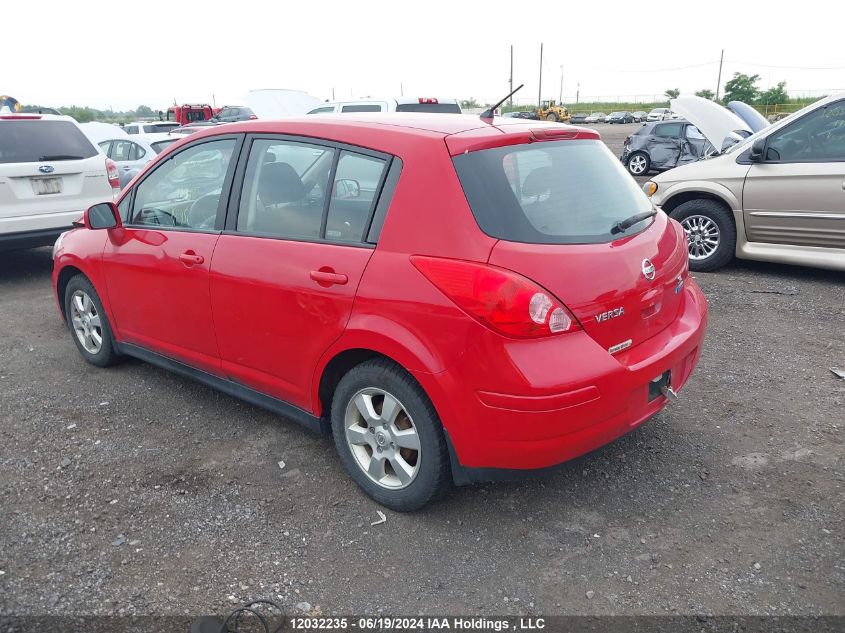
(52, 114, 708, 510)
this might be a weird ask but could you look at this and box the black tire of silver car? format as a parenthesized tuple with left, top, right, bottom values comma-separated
(626, 151, 650, 176)
(331, 359, 451, 512)
(671, 199, 737, 272)
(64, 275, 122, 368)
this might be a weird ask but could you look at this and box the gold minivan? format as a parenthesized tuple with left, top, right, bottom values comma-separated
(646, 93, 845, 272)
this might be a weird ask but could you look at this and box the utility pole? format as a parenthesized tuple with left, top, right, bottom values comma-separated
(332, 87, 335, 100)
(559, 65, 564, 103)
(509, 45, 514, 106)
(576, 82, 580, 104)
(715, 49, 724, 101)
(400, 82, 404, 96)
(538, 43, 543, 108)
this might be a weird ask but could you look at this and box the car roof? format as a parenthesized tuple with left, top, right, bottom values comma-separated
(178, 113, 601, 157)
(0, 112, 78, 123)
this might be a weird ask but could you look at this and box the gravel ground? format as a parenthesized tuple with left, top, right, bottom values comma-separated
(1, 128, 843, 621)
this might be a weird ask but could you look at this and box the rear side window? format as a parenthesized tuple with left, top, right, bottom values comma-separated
(308, 106, 335, 114)
(395, 102, 461, 114)
(654, 123, 683, 138)
(0, 121, 98, 164)
(236, 139, 336, 240)
(325, 152, 387, 242)
(453, 140, 654, 244)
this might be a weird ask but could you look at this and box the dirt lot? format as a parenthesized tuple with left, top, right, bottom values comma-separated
(1, 127, 843, 622)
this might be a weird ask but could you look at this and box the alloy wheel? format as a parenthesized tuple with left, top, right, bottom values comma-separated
(628, 154, 647, 175)
(69, 290, 103, 354)
(344, 388, 421, 490)
(681, 214, 721, 260)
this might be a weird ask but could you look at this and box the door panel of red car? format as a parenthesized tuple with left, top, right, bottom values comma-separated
(102, 137, 241, 373)
(209, 137, 389, 410)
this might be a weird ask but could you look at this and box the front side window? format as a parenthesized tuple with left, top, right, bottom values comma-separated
(685, 125, 705, 140)
(236, 139, 335, 239)
(765, 101, 845, 162)
(130, 138, 236, 230)
(453, 140, 654, 244)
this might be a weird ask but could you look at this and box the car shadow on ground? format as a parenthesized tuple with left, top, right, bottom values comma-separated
(0, 247, 54, 283)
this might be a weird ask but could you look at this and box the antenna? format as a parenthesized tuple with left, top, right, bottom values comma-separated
(481, 83, 524, 119)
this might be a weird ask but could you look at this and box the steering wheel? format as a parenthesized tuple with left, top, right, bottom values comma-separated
(138, 207, 179, 227)
(187, 193, 220, 230)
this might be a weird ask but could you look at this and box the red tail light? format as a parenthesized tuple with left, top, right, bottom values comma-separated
(623, 136, 630, 146)
(418, 98, 439, 104)
(248, 114, 258, 119)
(105, 158, 120, 189)
(411, 256, 580, 339)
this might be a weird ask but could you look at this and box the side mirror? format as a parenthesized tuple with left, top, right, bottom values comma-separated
(333, 179, 360, 199)
(85, 202, 122, 230)
(749, 138, 766, 162)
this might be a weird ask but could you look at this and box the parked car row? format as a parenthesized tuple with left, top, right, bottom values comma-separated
(635, 94, 844, 273)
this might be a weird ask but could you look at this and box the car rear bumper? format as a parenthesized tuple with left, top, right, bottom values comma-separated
(417, 278, 708, 480)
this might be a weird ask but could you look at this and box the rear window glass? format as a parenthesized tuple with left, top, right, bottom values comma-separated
(452, 140, 654, 244)
(142, 123, 179, 133)
(150, 140, 177, 154)
(0, 120, 98, 164)
(341, 104, 382, 113)
(396, 103, 461, 114)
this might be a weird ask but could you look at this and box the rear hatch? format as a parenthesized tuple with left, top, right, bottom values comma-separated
(451, 135, 688, 352)
(0, 118, 111, 226)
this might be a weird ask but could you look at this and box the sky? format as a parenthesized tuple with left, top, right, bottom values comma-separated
(3, 0, 844, 111)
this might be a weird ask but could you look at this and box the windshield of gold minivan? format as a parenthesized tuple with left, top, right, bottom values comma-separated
(452, 140, 655, 244)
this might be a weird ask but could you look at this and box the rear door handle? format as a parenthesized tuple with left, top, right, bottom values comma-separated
(310, 269, 348, 285)
(179, 251, 204, 266)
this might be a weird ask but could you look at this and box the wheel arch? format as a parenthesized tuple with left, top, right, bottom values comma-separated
(55, 264, 86, 322)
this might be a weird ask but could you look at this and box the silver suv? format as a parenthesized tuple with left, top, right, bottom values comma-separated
(647, 94, 845, 272)
(0, 113, 119, 251)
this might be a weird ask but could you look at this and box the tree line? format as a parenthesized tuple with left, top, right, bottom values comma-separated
(665, 72, 791, 105)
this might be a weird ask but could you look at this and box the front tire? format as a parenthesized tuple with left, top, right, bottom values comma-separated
(626, 151, 650, 176)
(671, 199, 737, 272)
(331, 359, 451, 511)
(64, 275, 122, 367)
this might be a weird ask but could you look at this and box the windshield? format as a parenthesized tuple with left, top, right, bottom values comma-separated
(0, 120, 98, 164)
(452, 140, 655, 244)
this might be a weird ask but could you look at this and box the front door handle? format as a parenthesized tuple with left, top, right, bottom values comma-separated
(310, 269, 348, 286)
(179, 251, 204, 266)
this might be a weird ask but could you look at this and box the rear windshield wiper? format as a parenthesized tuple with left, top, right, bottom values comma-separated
(611, 210, 657, 235)
(38, 154, 84, 161)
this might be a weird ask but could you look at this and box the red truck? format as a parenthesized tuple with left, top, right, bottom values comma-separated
(164, 104, 214, 125)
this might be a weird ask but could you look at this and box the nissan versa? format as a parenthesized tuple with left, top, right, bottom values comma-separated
(52, 114, 708, 510)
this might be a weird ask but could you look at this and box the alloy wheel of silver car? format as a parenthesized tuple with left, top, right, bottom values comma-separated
(69, 290, 103, 354)
(344, 387, 421, 490)
(628, 154, 648, 175)
(681, 214, 721, 260)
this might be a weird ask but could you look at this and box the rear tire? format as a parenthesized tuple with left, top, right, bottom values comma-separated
(331, 359, 451, 511)
(64, 275, 122, 367)
(626, 151, 650, 176)
(546, 112, 558, 122)
(671, 199, 737, 272)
